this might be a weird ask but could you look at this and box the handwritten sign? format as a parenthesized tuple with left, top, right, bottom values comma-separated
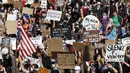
(45, 10, 62, 21)
(40, 0, 47, 8)
(51, 27, 72, 40)
(57, 53, 75, 69)
(122, 37, 130, 46)
(38, 67, 50, 73)
(105, 44, 126, 62)
(30, 36, 43, 47)
(57, 0, 64, 6)
(83, 30, 100, 42)
(82, 15, 100, 30)
(13, 1, 22, 8)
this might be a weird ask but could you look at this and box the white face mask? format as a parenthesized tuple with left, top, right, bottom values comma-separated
(30, 68, 33, 71)
(76, 4, 79, 8)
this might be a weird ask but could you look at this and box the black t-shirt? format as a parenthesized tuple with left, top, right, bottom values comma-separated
(71, 8, 80, 22)
(42, 56, 52, 69)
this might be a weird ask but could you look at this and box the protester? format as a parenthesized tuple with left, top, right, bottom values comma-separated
(0, 0, 130, 73)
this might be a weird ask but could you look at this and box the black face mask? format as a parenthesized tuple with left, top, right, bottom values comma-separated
(63, 22, 67, 24)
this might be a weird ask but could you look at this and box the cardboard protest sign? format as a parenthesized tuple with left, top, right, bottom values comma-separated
(82, 15, 100, 30)
(45, 10, 62, 21)
(83, 45, 94, 62)
(105, 44, 126, 62)
(57, 53, 75, 69)
(5, 21, 17, 34)
(7, 14, 17, 21)
(57, 0, 64, 6)
(83, 30, 100, 42)
(122, 37, 130, 46)
(13, 1, 22, 8)
(47, 38, 64, 56)
(38, 67, 50, 73)
(73, 42, 85, 51)
(105, 40, 115, 47)
(51, 27, 72, 40)
(22, 7, 33, 15)
(31, 3, 40, 8)
(40, 0, 47, 8)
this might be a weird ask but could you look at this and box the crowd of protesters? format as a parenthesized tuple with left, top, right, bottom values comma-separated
(0, 0, 130, 73)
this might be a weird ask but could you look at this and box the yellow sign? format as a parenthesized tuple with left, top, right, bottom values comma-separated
(38, 67, 50, 73)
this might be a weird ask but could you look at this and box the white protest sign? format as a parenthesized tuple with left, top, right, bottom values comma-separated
(26, 57, 42, 67)
(10, 38, 16, 50)
(30, 36, 43, 47)
(27, 0, 34, 4)
(7, 14, 17, 21)
(65, 40, 76, 45)
(2, 0, 8, 3)
(45, 10, 62, 21)
(40, 0, 47, 8)
(105, 44, 126, 62)
(122, 37, 130, 46)
(0, 37, 16, 50)
(82, 15, 100, 30)
(57, 0, 64, 6)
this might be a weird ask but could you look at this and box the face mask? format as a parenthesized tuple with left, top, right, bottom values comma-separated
(97, 5, 101, 10)
(103, 15, 107, 19)
(30, 68, 33, 71)
(76, 4, 79, 8)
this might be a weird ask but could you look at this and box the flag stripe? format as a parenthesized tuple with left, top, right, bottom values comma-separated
(19, 48, 25, 59)
(19, 50, 23, 60)
(21, 31, 35, 53)
(21, 41, 29, 56)
(18, 23, 37, 60)
(21, 34, 33, 54)
(21, 40, 32, 55)
(20, 26, 36, 52)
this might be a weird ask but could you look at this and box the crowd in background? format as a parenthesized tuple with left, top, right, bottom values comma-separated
(0, 0, 129, 73)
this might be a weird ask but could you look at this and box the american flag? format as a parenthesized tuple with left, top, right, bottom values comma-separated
(18, 21, 37, 60)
